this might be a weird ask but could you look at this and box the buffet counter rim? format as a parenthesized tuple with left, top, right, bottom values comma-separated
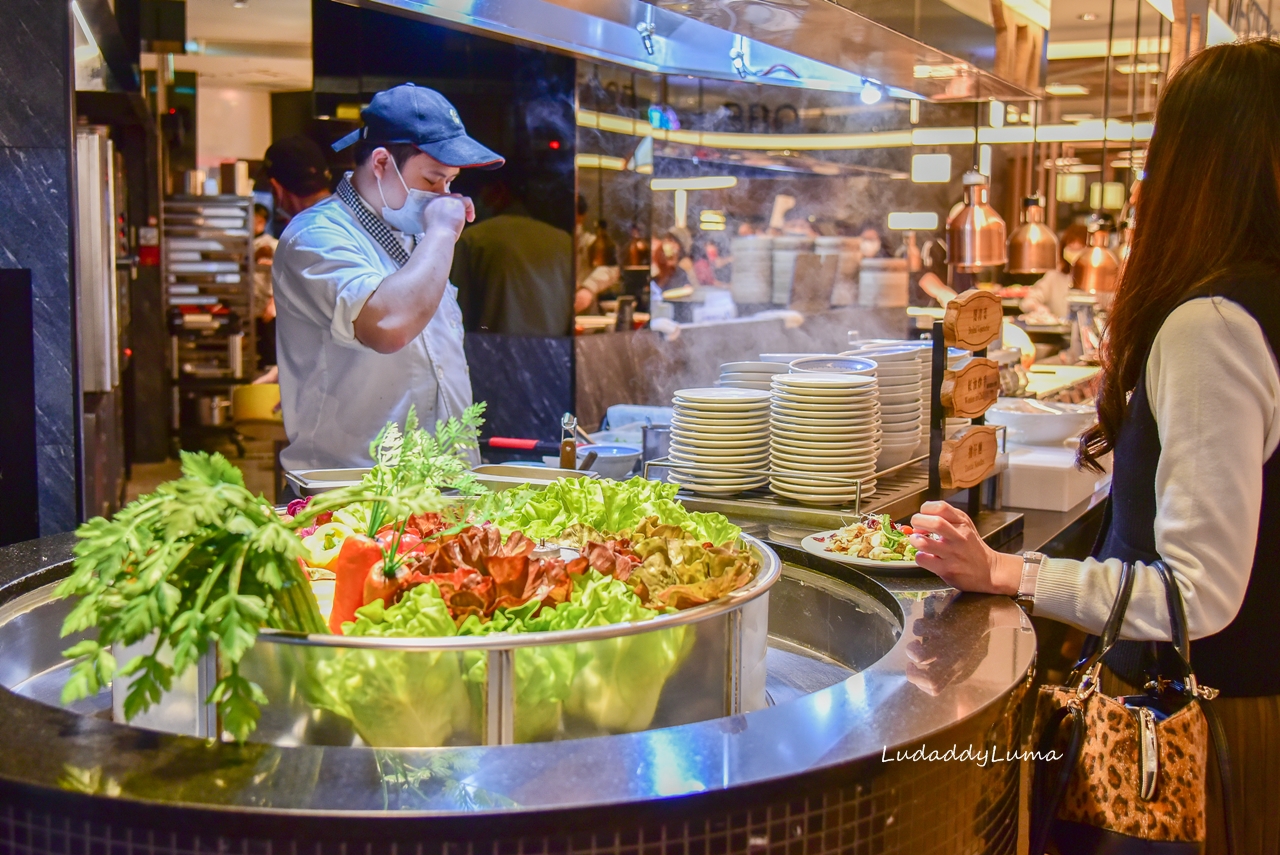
(0, 530, 1036, 821)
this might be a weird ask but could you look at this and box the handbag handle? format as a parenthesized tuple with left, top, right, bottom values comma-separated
(1150, 559, 1194, 684)
(1068, 561, 1137, 687)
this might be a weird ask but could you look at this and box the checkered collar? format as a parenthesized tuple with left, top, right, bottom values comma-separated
(336, 174, 417, 267)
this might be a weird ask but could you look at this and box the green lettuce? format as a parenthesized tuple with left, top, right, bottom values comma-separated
(471, 477, 741, 547)
(310, 572, 688, 745)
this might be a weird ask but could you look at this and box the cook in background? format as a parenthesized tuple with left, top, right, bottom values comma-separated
(651, 231, 691, 292)
(910, 41, 1280, 853)
(1020, 222, 1089, 320)
(450, 177, 574, 336)
(857, 221, 892, 258)
(261, 135, 333, 225)
(272, 83, 503, 473)
(574, 194, 620, 313)
(252, 135, 335, 385)
(252, 204, 279, 369)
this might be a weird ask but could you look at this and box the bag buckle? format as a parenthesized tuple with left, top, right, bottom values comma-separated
(1189, 674, 1220, 701)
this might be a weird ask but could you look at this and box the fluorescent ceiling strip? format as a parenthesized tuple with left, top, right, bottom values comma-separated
(912, 127, 975, 145)
(651, 176, 738, 190)
(1207, 9, 1237, 45)
(888, 211, 940, 230)
(1144, 0, 1175, 21)
(1047, 36, 1171, 60)
(578, 110, 1152, 150)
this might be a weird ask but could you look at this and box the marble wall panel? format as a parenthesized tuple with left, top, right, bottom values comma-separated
(0, 0, 78, 535)
(465, 333, 574, 442)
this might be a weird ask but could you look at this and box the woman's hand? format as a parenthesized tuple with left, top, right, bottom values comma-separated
(908, 501, 1023, 595)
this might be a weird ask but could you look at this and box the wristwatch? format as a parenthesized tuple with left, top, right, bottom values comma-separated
(1015, 551, 1045, 611)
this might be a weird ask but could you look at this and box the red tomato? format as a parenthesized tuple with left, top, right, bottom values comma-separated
(900, 525, 913, 535)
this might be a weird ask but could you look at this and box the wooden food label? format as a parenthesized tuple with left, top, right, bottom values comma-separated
(943, 289, 1002, 351)
(941, 358, 1000, 419)
(939, 425, 999, 490)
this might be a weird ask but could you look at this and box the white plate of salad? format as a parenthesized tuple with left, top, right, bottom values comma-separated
(801, 514, 922, 571)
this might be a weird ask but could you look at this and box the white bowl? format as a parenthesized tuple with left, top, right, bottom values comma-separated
(576, 444, 641, 479)
(984, 399, 1097, 446)
(876, 445, 920, 469)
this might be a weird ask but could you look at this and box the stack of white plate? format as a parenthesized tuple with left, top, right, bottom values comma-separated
(730, 236, 773, 305)
(769, 373, 881, 505)
(716, 361, 788, 391)
(668, 387, 771, 495)
(855, 345, 924, 469)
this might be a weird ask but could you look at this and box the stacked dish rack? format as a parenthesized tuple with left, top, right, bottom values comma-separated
(162, 195, 255, 433)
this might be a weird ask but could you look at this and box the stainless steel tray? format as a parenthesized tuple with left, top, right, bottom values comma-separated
(284, 464, 597, 496)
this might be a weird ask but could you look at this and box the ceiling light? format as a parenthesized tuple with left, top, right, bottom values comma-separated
(1045, 83, 1090, 96)
(650, 175, 738, 191)
(911, 153, 952, 183)
(1007, 196, 1060, 274)
(888, 212, 939, 230)
(1117, 62, 1162, 74)
(950, 171, 1007, 271)
(859, 80, 884, 105)
(1145, 0, 1174, 21)
(1072, 228, 1120, 294)
(1078, 11, 1098, 20)
(233, 0, 247, 7)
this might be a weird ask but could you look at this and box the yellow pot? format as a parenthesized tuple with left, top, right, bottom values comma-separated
(232, 383, 282, 423)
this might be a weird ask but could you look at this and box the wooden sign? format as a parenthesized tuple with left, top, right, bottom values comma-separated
(941, 358, 1000, 419)
(939, 425, 999, 490)
(943, 289, 1002, 351)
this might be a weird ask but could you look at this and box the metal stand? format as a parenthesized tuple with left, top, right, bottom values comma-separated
(927, 321, 945, 501)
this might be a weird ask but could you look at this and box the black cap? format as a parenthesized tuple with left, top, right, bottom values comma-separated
(262, 135, 332, 196)
(331, 83, 504, 170)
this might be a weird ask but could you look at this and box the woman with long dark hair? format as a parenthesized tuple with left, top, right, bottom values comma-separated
(908, 40, 1280, 852)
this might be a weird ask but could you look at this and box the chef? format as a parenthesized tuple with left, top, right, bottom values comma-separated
(273, 84, 503, 472)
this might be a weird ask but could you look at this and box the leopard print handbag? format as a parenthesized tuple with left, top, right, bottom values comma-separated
(1029, 561, 1236, 855)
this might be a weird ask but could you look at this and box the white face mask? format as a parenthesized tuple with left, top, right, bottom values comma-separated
(377, 155, 440, 234)
(860, 238, 881, 258)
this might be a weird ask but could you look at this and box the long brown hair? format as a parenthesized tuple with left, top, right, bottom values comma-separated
(1079, 40, 1280, 472)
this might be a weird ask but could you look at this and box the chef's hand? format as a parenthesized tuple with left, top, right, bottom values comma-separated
(908, 501, 1022, 595)
(422, 193, 476, 239)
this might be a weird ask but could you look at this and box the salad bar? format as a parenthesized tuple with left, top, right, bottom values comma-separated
(0, 407, 1044, 854)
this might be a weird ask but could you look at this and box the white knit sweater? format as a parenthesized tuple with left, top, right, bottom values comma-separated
(1034, 297, 1280, 640)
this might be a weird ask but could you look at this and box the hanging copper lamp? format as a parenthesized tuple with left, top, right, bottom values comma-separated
(1071, 227, 1120, 294)
(949, 171, 1007, 272)
(1007, 196, 1060, 274)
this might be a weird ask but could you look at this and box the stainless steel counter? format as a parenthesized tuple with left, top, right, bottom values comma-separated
(0, 492, 1111, 852)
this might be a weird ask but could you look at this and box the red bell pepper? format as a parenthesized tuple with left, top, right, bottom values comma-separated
(328, 535, 385, 634)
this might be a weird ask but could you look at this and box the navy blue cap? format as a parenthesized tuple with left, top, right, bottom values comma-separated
(332, 83, 505, 170)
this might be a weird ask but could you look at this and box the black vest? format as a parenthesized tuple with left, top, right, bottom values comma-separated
(1099, 274, 1280, 698)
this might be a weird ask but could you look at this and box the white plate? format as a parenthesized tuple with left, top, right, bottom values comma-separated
(672, 419, 771, 432)
(768, 407, 880, 422)
(770, 412, 879, 429)
(669, 469, 769, 486)
(673, 480, 769, 496)
(670, 437, 770, 452)
(773, 373, 876, 391)
(772, 444, 880, 460)
(880, 412, 922, 425)
(674, 400, 772, 415)
(674, 387, 771, 404)
(880, 402, 922, 416)
(720, 371, 777, 383)
(800, 532, 920, 570)
(670, 430, 772, 446)
(870, 364, 921, 377)
(788, 356, 878, 375)
(669, 452, 769, 469)
(722, 361, 790, 373)
(671, 413, 770, 428)
(878, 393, 922, 405)
(854, 345, 922, 363)
(771, 391, 879, 407)
(771, 421, 879, 437)
(717, 381, 774, 391)
(771, 486, 876, 505)
(771, 458, 878, 474)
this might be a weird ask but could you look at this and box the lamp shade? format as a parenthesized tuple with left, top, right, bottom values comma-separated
(948, 171, 1007, 272)
(1006, 197, 1060, 274)
(1071, 229, 1120, 294)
